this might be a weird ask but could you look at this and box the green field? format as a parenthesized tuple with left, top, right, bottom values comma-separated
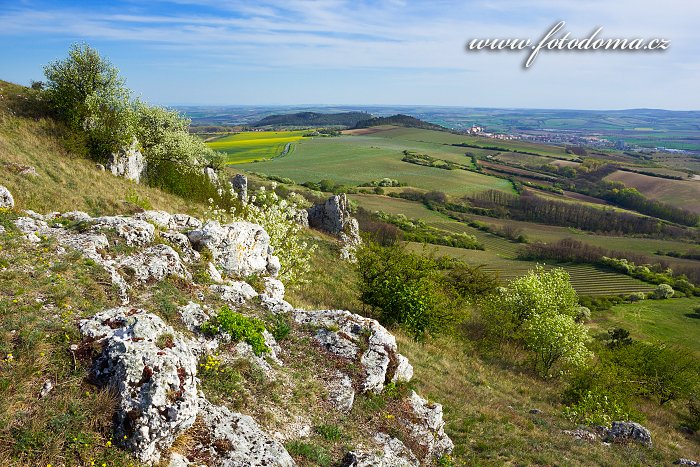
(238, 127, 515, 195)
(206, 130, 307, 163)
(351, 194, 655, 295)
(591, 297, 700, 356)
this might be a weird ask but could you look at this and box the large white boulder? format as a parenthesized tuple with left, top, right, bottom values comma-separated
(80, 308, 199, 463)
(187, 220, 279, 278)
(0, 185, 14, 209)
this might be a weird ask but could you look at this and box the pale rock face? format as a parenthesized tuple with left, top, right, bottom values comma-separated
(193, 398, 296, 467)
(403, 391, 454, 460)
(204, 167, 219, 185)
(170, 213, 203, 231)
(210, 282, 258, 305)
(80, 308, 199, 463)
(187, 220, 278, 278)
(108, 137, 146, 183)
(292, 309, 413, 393)
(307, 194, 361, 261)
(117, 244, 191, 284)
(160, 232, 201, 263)
(135, 210, 172, 228)
(0, 185, 15, 209)
(60, 211, 92, 222)
(92, 216, 155, 246)
(207, 261, 224, 283)
(262, 277, 285, 301)
(342, 433, 419, 467)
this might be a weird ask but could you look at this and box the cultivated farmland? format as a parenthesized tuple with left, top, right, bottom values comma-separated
(605, 170, 700, 214)
(206, 130, 307, 164)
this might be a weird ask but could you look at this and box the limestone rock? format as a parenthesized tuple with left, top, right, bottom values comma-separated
(161, 231, 201, 263)
(262, 277, 285, 301)
(60, 210, 92, 222)
(606, 421, 652, 447)
(92, 216, 155, 246)
(18, 165, 38, 177)
(293, 309, 413, 393)
(231, 174, 248, 204)
(80, 308, 199, 463)
(187, 220, 278, 278)
(342, 433, 419, 467)
(108, 137, 146, 183)
(195, 398, 295, 466)
(563, 428, 598, 442)
(0, 185, 14, 209)
(135, 210, 172, 228)
(307, 194, 361, 261)
(207, 261, 224, 283)
(210, 282, 258, 305)
(307, 193, 353, 235)
(259, 296, 294, 315)
(403, 391, 454, 460)
(118, 244, 190, 284)
(204, 167, 219, 185)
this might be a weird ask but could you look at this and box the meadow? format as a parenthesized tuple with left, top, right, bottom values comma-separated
(206, 130, 307, 164)
(242, 127, 515, 195)
(591, 297, 700, 356)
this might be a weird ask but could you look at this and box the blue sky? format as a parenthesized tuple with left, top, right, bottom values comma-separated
(1, 0, 698, 109)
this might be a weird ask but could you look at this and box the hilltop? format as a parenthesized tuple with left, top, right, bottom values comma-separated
(252, 111, 372, 128)
(352, 114, 449, 131)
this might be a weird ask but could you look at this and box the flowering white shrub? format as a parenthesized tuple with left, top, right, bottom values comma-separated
(206, 184, 316, 285)
(522, 311, 591, 377)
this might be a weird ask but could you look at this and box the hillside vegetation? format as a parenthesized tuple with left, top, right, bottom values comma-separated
(1, 44, 700, 467)
(253, 111, 371, 128)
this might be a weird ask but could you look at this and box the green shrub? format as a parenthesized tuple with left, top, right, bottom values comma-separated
(356, 240, 457, 340)
(651, 283, 674, 299)
(563, 390, 636, 426)
(315, 424, 343, 441)
(522, 312, 591, 377)
(200, 307, 269, 356)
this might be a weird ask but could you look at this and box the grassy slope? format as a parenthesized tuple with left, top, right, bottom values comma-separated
(0, 81, 197, 216)
(288, 237, 700, 466)
(605, 170, 700, 214)
(351, 194, 663, 295)
(237, 128, 515, 196)
(591, 297, 700, 356)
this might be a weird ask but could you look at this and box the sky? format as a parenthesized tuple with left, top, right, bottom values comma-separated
(0, 0, 698, 110)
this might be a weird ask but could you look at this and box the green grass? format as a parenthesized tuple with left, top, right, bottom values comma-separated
(206, 130, 307, 164)
(591, 297, 700, 356)
(237, 128, 515, 196)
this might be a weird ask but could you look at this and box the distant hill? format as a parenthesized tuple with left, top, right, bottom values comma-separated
(252, 111, 371, 128)
(352, 114, 448, 132)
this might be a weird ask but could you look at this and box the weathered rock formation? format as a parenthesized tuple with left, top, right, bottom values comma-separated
(108, 137, 147, 183)
(187, 220, 279, 278)
(231, 173, 248, 204)
(0, 185, 14, 209)
(80, 308, 199, 463)
(307, 194, 361, 261)
(606, 421, 652, 447)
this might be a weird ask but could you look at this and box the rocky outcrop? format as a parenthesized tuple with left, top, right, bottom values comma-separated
(307, 194, 361, 261)
(117, 244, 191, 284)
(80, 308, 199, 463)
(403, 391, 454, 460)
(292, 309, 413, 393)
(231, 174, 248, 204)
(187, 220, 279, 278)
(211, 282, 258, 305)
(342, 433, 419, 467)
(108, 137, 146, 183)
(193, 398, 295, 466)
(93, 216, 155, 246)
(605, 421, 652, 447)
(204, 167, 219, 185)
(0, 185, 14, 209)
